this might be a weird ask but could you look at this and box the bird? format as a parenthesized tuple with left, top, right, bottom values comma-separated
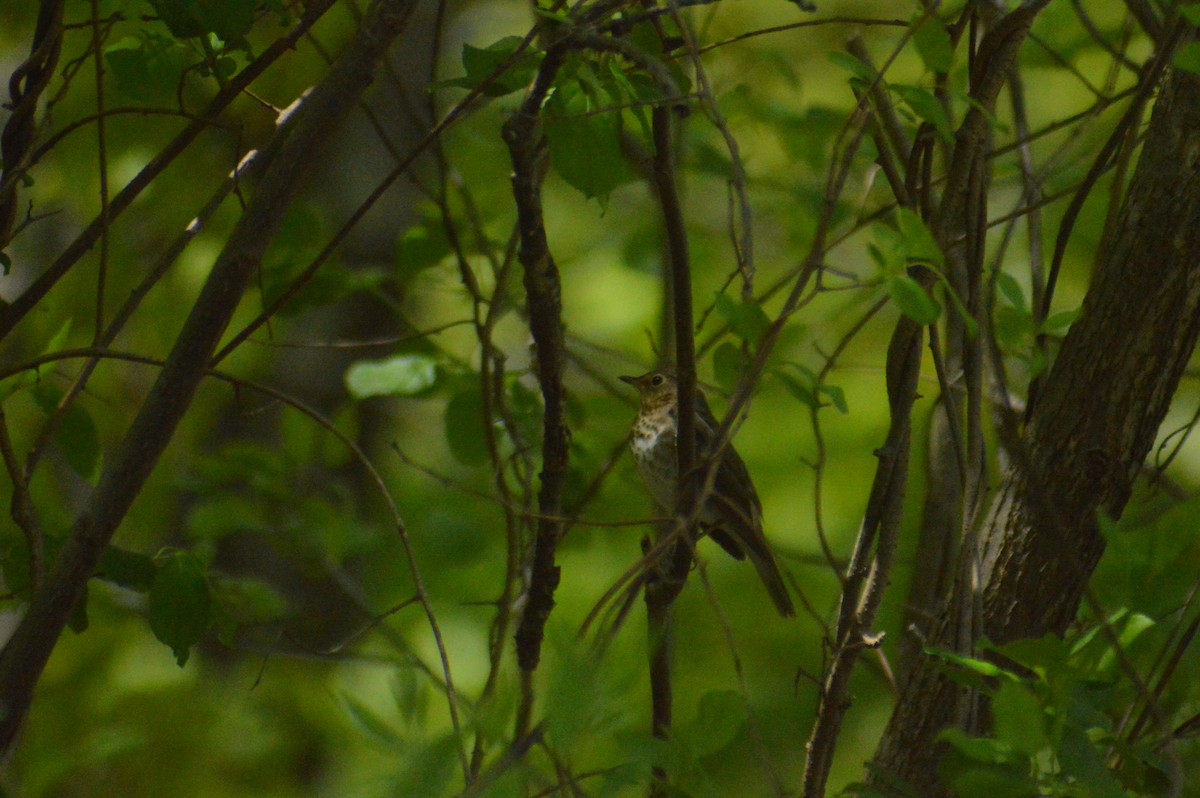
(619, 371, 795, 617)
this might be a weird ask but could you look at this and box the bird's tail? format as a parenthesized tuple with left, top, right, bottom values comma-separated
(706, 500, 795, 617)
(746, 543, 795, 617)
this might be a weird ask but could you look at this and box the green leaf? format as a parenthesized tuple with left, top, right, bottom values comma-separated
(937, 756, 1039, 798)
(444, 388, 489, 466)
(713, 292, 770, 343)
(105, 34, 191, 101)
(996, 272, 1027, 309)
(1173, 42, 1200, 74)
(712, 342, 741, 394)
(0, 250, 11, 275)
(820, 383, 849, 414)
(1094, 612, 1156, 674)
(1116, 612, 1155, 649)
(148, 0, 256, 42)
(934, 279, 979, 339)
(1040, 308, 1079, 335)
(937, 728, 1020, 766)
(888, 274, 941, 325)
(543, 637, 618, 751)
(827, 51, 875, 82)
(392, 734, 461, 798)
(44, 316, 73, 353)
(450, 36, 542, 97)
(605, 58, 654, 143)
(32, 386, 100, 481)
(392, 666, 433, 728)
(1057, 724, 1126, 798)
(892, 84, 954, 143)
(344, 354, 438, 399)
(992, 682, 1048, 756)
(925, 645, 1021, 683)
(996, 634, 1070, 677)
(869, 222, 905, 273)
(911, 13, 954, 73)
(895, 207, 943, 268)
(505, 376, 543, 451)
(775, 367, 819, 410)
(339, 691, 403, 745)
(149, 552, 212, 666)
(98, 546, 157, 593)
(679, 690, 747, 757)
(395, 220, 451, 277)
(1181, 2, 1200, 26)
(994, 304, 1033, 353)
(544, 78, 634, 201)
(57, 404, 100, 481)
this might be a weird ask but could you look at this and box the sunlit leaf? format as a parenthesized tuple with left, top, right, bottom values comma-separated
(345, 354, 438, 398)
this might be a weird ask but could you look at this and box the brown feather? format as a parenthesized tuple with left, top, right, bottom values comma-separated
(621, 372, 795, 616)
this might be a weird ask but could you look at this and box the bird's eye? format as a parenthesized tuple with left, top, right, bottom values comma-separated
(651, 375, 664, 386)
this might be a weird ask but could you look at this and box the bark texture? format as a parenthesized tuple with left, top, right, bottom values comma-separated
(871, 67, 1200, 792)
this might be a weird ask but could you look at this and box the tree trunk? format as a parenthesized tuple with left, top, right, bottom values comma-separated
(871, 66, 1200, 792)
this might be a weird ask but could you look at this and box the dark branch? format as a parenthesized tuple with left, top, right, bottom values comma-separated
(0, 0, 418, 752)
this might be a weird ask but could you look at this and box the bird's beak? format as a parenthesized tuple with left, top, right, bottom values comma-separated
(618, 375, 637, 386)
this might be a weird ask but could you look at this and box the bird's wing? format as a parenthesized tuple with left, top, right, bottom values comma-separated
(693, 391, 763, 526)
(694, 390, 795, 617)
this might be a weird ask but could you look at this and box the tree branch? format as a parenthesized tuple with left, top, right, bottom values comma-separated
(0, 0, 418, 752)
(871, 63, 1200, 796)
(504, 46, 569, 688)
(0, 0, 337, 339)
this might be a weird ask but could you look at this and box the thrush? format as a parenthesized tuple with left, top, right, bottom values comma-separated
(620, 372, 795, 617)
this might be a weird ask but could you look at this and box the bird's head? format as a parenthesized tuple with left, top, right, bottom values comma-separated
(619, 372, 677, 411)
